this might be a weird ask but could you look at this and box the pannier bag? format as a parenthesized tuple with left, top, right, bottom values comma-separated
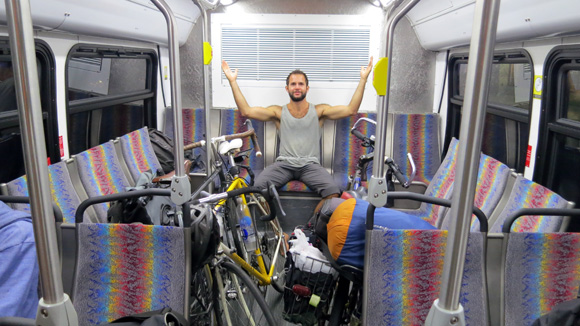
(283, 229, 338, 326)
(326, 198, 436, 269)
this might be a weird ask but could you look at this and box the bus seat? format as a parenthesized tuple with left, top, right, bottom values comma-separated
(489, 175, 573, 233)
(74, 141, 131, 222)
(331, 112, 377, 190)
(219, 108, 265, 181)
(502, 232, 580, 326)
(440, 153, 511, 231)
(2, 161, 90, 224)
(392, 113, 441, 186)
(72, 223, 189, 325)
(365, 229, 488, 326)
(117, 127, 163, 185)
(3, 176, 29, 212)
(280, 180, 313, 192)
(164, 107, 208, 173)
(398, 137, 459, 227)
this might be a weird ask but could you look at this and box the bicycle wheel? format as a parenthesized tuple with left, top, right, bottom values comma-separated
(251, 195, 286, 293)
(224, 197, 249, 262)
(190, 265, 216, 326)
(212, 261, 277, 326)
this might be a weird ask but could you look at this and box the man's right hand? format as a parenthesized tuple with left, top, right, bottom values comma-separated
(222, 60, 238, 83)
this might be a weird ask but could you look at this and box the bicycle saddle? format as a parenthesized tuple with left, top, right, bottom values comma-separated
(218, 138, 243, 155)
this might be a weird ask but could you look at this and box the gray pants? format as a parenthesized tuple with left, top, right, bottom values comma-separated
(255, 161, 341, 198)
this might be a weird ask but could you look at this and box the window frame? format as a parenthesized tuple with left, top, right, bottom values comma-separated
(65, 44, 157, 155)
(445, 50, 534, 172)
(535, 45, 580, 188)
(0, 39, 58, 163)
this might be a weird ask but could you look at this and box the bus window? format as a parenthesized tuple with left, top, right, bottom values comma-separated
(446, 51, 532, 172)
(536, 46, 580, 219)
(66, 46, 157, 155)
(0, 40, 57, 183)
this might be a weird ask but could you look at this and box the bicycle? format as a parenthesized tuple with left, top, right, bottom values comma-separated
(344, 117, 416, 206)
(191, 183, 286, 326)
(186, 120, 288, 293)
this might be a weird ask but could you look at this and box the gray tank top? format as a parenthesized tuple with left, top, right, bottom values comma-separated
(277, 103, 321, 167)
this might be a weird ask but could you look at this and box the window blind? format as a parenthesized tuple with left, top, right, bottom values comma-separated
(221, 27, 370, 83)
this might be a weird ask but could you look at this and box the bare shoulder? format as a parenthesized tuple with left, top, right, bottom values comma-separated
(315, 103, 331, 117)
(265, 105, 283, 120)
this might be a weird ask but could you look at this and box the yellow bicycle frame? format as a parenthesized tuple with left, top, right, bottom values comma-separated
(217, 177, 284, 286)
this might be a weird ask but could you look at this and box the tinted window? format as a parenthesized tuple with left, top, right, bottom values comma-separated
(66, 46, 157, 155)
(447, 52, 532, 172)
(564, 70, 580, 122)
(0, 42, 57, 183)
(536, 48, 580, 228)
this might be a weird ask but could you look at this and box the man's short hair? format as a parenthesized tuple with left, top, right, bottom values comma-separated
(286, 70, 309, 86)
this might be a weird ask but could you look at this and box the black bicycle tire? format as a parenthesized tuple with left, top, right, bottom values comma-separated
(328, 275, 351, 326)
(251, 196, 286, 294)
(215, 261, 277, 326)
(189, 265, 216, 326)
(225, 198, 248, 262)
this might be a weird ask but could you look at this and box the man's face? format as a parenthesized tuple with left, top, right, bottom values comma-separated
(286, 74, 309, 102)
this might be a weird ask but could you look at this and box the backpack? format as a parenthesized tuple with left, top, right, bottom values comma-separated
(148, 128, 206, 174)
(148, 128, 175, 175)
(107, 170, 177, 226)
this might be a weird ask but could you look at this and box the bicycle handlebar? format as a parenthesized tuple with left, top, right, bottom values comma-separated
(386, 157, 410, 188)
(193, 181, 286, 221)
(184, 121, 262, 157)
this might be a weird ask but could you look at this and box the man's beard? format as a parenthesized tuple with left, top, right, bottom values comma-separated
(289, 92, 306, 102)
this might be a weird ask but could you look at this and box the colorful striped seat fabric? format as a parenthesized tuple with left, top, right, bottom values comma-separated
(503, 232, 580, 326)
(75, 141, 130, 222)
(5, 161, 87, 224)
(73, 223, 186, 326)
(365, 229, 487, 326)
(489, 175, 570, 233)
(392, 113, 440, 186)
(119, 127, 163, 183)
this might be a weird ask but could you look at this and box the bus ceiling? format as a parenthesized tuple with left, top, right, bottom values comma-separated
(408, 0, 580, 51)
(0, 0, 200, 46)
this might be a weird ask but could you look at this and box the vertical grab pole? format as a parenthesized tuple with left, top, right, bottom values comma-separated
(425, 0, 501, 325)
(150, 0, 191, 205)
(362, 0, 419, 321)
(202, 8, 213, 186)
(195, 0, 219, 190)
(5, 0, 78, 324)
(367, 0, 419, 208)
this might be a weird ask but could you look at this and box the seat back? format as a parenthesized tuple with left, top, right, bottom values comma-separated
(391, 113, 440, 185)
(440, 153, 511, 231)
(4, 175, 29, 212)
(331, 112, 377, 190)
(74, 141, 130, 222)
(365, 229, 488, 326)
(118, 127, 163, 183)
(219, 109, 265, 180)
(404, 137, 459, 227)
(503, 232, 580, 326)
(72, 223, 188, 326)
(489, 175, 571, 233)
(164, 107, 206, 145)
(4, 161, 88, 224)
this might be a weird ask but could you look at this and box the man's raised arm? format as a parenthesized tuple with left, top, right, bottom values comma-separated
(221, 60, 279, 122)
(317, 57, 373, 121)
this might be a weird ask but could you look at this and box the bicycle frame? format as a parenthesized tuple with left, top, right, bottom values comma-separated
(217, 177, 285, 286)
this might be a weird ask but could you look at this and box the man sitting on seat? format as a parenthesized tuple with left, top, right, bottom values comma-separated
(0, 200, 38, 318)
(221, 58, 373, 214)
